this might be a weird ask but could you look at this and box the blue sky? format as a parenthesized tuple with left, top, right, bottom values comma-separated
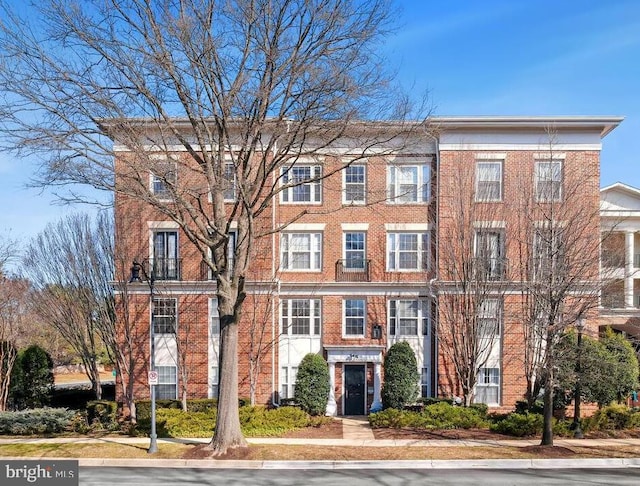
(0, 0, 638, 245)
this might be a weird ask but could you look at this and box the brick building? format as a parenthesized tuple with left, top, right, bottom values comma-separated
(113, 115, 622, 415)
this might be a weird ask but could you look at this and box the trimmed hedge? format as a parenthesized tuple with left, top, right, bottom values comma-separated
(370, 402, 488, 430)
(86, 400, 119, 431)
(0, 408, 77, 435)
(490, 412, 543, 437)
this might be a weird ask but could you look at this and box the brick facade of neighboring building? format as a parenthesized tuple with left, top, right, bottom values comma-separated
(113, 116, 622, 414)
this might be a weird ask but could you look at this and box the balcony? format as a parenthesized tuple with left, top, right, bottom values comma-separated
(335, 259, 371, 282)
(145, 258, 182, 281)
(473, 257, 508, 281)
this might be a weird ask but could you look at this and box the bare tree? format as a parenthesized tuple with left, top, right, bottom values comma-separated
(0, 0, 425, 454)
(22, 212, 115, 401)
(511, 131, 603, 446)
(0, 277, 27, 411)
(437, 157, 510, 406)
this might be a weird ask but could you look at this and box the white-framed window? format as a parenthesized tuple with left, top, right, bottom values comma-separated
(281, 165, 322, 203)
(387, 163, 430, 203)
(476, 161, 503, 201)
(223, 162, 236, 201)
(474, 229, 506, 280)
(280, 366, 298, 400)
(156, 365, 178, 399)
(210, 366, 219, 398)
(421, 367, 429, 398)
(343, 165, 366, 204)
(535, 160, 562, 202)
(477, 299, 501, 337)
(533, 226, 565, 278)
(152, 297, 177, 334)
(281, 232, 322, 271)
(281, 299, 321, 336)
(151, 160, 177, 199)
(475, 367, 500, 405)
(389, 299, 429, 336)
(209, 297, 220, 335)
(344, 232, 366, 270)
(152, 230, 179, 280)
(344, 298, 366, 337)
(387, 232, 429, 271)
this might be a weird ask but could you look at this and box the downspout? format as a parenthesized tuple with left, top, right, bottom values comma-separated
(433, 133, 441, 398)
(271, 140, 280, 408)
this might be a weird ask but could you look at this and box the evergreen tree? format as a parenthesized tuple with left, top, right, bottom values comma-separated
(12, 345, 54, 409)
(381, 341, 419, 410)
(293, 353, 330, 416)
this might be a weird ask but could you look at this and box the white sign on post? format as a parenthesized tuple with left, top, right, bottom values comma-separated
(148, 370, 159, 385)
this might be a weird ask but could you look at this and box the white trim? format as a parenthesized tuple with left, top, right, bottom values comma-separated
(534, 152, 566, 160)
(147, 221, 180, 229)
(341, 223, 369, 231)
(281, 223, 326, 231)
(385, 223, 432, 231)
(473, 221, 506, 228)
(342, 297, 366, 339)
(439, 143, 602, 151)
(475, 153, 506, 160)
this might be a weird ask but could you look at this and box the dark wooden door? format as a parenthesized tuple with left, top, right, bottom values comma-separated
(344, 364, 366, 415)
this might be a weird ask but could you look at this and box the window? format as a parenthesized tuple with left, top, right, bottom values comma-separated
(533, 226, 565, 278)
(389, 300, 429, 336)
(281, 299, 321, 336)
(388, 163, 430, 203)
(209, 297, 220, 335)
(153, 230, 179, 280)
(344, 299, 366, 336)
(210, 366, 219, 398)
(476, 161, 503, 201)
(475, 367, 500, 405)
(474, 229, 506, 280)
(152, 298, 176, 334)
(344, 232, 366, 270)
(156, 365, 177, 399)
(387, 232, 429, 271)
(281, 233, 322, 270)
(223, 162, 236, 201)
(421, 367, 429, 398)
(281, 165, 322, 203)
(280, 366, 298, 400)
(344, 165, 366, 204)
(477, 299, 501, 337)
(535, 161, 562, 202)
(151, 160, 177, 199)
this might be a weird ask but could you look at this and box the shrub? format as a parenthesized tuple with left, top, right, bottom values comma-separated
(587, 403, 637, 431)
(369, 408, 414, 428)
(422, 402, 488, 429)
(0, 408, 76, 435)
(10, 345, 54, 410)
(293, 353, 330, 416)
(381, 341, 419, 410)
(490, 412, 543, 437)
(86, 400, 119, 431)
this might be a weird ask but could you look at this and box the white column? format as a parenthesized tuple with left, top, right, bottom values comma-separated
(370, 362, 383, 412)
(625, 231, 635, 308)
(325, 362, 337, 416)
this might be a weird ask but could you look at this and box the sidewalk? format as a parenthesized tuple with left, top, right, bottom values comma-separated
(1, 417, 640, 469)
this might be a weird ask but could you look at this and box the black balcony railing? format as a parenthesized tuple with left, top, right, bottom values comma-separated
(335, 259, 371, 282)
(473, 257, 508, 281)
(145, 258, 182, 281)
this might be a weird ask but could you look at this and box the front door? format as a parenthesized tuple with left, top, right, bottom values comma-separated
(344, 364, 366, 415)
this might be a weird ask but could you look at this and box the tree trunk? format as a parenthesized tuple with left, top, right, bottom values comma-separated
(541, 379, 554, 446)
(208, 309, 247, 454)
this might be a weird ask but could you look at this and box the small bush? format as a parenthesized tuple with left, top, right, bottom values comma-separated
(370, 402, 487, 430)
(469, 403, 489, 418)
(369, 408, 414, 428)
(86, 400, 119, 431)
(490, 412, 543, 437)
(418, 397, 454, 406)
(294, 353, 330, 416)
(586, 403, 637, 431)
(0, 408, 77, 435)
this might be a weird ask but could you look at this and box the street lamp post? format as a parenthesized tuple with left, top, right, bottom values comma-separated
(573, 318, 585, 439)
(130, 261, 158, 454)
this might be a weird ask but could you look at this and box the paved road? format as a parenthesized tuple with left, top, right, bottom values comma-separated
(79, 466, 640, 485)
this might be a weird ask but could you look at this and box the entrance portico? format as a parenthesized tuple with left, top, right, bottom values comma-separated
(324, 345, 384, 416)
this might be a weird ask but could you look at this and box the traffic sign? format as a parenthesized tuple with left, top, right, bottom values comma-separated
(148, 370, 159, 385)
